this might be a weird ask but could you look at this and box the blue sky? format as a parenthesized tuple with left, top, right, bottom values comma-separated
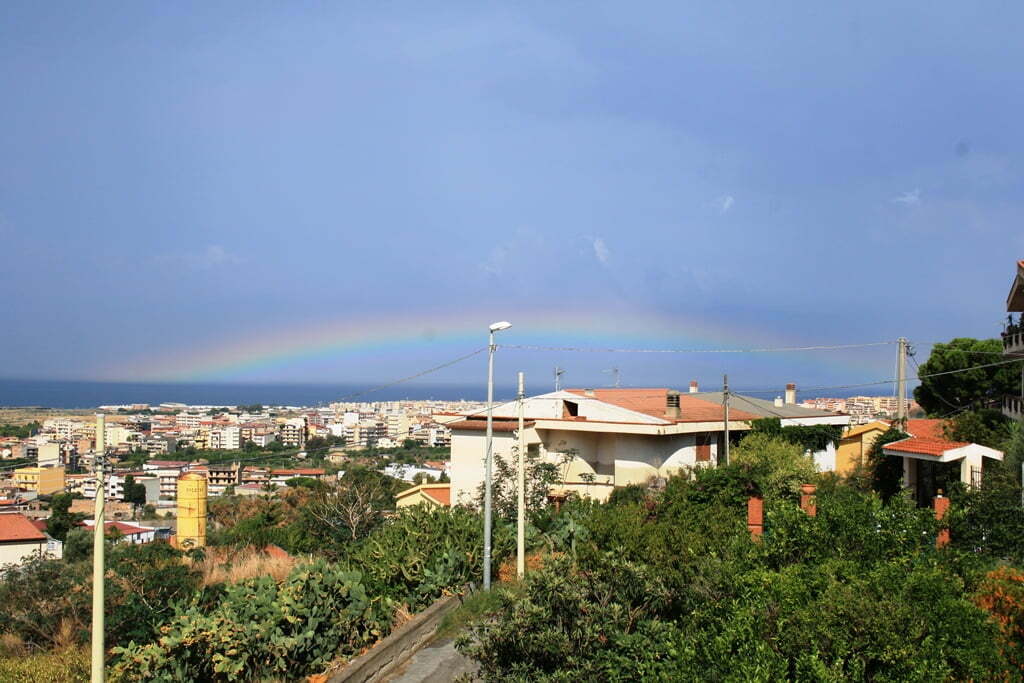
(1, 2, 1022, 392)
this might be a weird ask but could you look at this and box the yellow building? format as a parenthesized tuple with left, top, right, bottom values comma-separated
(835, 421, 890, 476)
(176, 472, 207, 549)
(14, 466, 66, 495)
(395, 483, 451, 508)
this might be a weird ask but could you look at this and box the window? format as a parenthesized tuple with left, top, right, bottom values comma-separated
(696, 433, 712, 462)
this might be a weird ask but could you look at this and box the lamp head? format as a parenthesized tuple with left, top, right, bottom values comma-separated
(488, 321, 512, 332)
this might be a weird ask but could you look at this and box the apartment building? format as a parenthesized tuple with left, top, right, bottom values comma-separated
(208, 425, 241, 450)
(1003, 259, 1024, 421)
(279, 418, 307, 448)
(143, 460, 190, 499)
(14, 466, 65, 495)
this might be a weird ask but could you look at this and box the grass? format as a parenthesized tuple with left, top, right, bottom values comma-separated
(191, 545, 302, 586)
(0, 646, 89, 682)
(436, 583, 524, 641)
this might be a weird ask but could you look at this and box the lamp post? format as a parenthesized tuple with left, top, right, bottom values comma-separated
(483, 320, 511, 591)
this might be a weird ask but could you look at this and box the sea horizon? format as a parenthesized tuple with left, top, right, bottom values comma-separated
(0, 377, 903, 410)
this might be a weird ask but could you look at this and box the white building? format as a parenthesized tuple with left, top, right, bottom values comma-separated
(0, 513, 48, 565)
(449, 387, 848, 505)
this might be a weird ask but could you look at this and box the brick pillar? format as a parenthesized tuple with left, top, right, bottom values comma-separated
(934, 492, 950, 549)
(747, 496, 764, 540)
(799, 483, 817, 517)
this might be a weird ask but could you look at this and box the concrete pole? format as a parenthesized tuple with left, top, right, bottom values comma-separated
(483, 330, 496, 591)
(722, 374, 730, 466)
(91, 413, 106, 683)
(516, 372, 526, 579)
(896, 337, 908, 427)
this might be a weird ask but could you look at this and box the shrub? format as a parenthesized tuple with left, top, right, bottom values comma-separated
(730, 433, 817, 500)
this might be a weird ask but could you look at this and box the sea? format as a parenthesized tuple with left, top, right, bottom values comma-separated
(0, 379, 492, 409)
(0, 378, 897, 410)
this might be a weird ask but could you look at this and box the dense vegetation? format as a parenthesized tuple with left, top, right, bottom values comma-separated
(456, 435, 1024, 680)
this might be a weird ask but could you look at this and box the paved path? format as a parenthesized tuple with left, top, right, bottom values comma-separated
(383, 636, 478, 683)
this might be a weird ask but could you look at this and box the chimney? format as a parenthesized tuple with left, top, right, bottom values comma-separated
(785, 383, 797, 405)
(665, 389, 681, 419)
(584, 388, 595, 397)
(689, 380, 699, 394)
(774, 396, 784, 408)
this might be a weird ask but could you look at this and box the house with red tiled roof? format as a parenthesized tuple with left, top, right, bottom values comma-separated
(1002, 259, 1024, 421)
(883, 421, 1003, 506)
(396, 483, 451, 508)
(0, 512, 48, 565)
(450, 386, 848, 504)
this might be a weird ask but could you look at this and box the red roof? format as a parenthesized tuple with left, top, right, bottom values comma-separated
(906, 419, 946, 440)
(78, 521, 153, 536)
(885, 436, 969, 456)
(565, 388, 760, 423)
(448, 419, 531, 432)
(0, 513, 47, 542)
(422, 487, 451, 506)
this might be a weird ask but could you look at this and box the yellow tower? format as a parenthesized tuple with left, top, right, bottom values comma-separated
(176, 472, 208, 549)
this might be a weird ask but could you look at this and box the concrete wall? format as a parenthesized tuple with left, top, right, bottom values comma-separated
(450, 427, 719, 504)
(0, 540, 46, 566)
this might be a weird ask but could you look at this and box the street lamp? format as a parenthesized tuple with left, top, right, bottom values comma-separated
(483, 320, 511, 590)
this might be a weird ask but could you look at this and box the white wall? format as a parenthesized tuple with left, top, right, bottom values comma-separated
(450, 427, 721, 505)
(0, 540, 46, 566)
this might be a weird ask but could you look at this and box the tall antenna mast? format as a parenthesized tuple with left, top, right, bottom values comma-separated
(554, 367, 565, 391)
(603, 367, 621, 388)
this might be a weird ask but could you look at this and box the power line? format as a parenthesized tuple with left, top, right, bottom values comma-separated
(499, 341, 895, 354)
(330, 347, 487, 403)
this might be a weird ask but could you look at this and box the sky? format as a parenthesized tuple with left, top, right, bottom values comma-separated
(1, 2, 1022, 394)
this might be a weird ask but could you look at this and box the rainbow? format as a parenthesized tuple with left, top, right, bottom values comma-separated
(106, 307, 892, 384)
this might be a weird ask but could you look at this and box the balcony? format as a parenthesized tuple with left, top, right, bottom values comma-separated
(1005, 328, 1024, 355)
(1005, 395, 1024, 422)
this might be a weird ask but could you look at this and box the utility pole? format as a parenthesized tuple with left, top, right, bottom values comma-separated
(91, 413, 107, 683)
(554, 367, 564, 392)
(722, 374, 730, 467)
(516, 372, 526, 579)
(483, 321, 511, 591)
(896, 337, 908, 428)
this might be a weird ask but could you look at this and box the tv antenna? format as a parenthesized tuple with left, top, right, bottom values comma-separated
(554, 367, 565, 392)
(603, 367, 621, 388)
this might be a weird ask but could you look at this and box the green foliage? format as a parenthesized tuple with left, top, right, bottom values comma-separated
(605, 483, 648, 507)
(111, 506, 504, 681)
(748, 417, 844, 453)
(106, 542, 202, 647)
(476, 448, 566, 519)
(110, 561, 387, 681)
(949, 467, 1024, 564)
(0, 555, 90, 649)
(1004, 420, 1024, 483)
(944, 408, 1013, 449)
(122, 474, 148, 507)
(459, 476, 1010, 681)
(868, 427, 908, 501)
(63, 528, 93, 563)
(46, 492, 85, 542)
(730, 432, 817, 499)
(913, 337, 1022, 415)
(0, 421, 40, 438)
(0, 648, 89, 682)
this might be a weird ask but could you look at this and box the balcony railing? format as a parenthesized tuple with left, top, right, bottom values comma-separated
(1004, 329, 1024, 354)
(1005, 395, 1024, 421)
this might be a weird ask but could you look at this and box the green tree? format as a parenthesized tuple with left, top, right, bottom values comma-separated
(730, 432, 817, 500)
(121, 475, 147, 511)
(943, 408, 1013, 449)
(46, 493, 85, 542)
(913, 337, 1022, 415)
(867, 427, 909, 501)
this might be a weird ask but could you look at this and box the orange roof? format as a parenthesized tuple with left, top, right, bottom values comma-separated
(448, 418, 531, 432)
(423, 487, 450, 505)
(565, 388, 760, 423)
(0, 513, 47, 542)
(885, 436, 969, 456)
(906, 419, 946, 440)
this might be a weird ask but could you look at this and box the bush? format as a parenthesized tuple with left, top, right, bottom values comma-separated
(729, 433, 817, 500)
(0, 647, 89, 682)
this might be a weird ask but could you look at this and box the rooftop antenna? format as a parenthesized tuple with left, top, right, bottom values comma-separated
(603, 367, 621, 388)
(554, 367, 565, 392)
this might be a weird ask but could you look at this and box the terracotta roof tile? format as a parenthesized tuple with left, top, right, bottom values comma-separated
(448, 419, 531, 432)
(906, 419, 946, 440)
(565, 388, 760, 423)
(423, 487, 451, 505)
(885, 436, 969, 456)
(0, 513, 47, 542)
